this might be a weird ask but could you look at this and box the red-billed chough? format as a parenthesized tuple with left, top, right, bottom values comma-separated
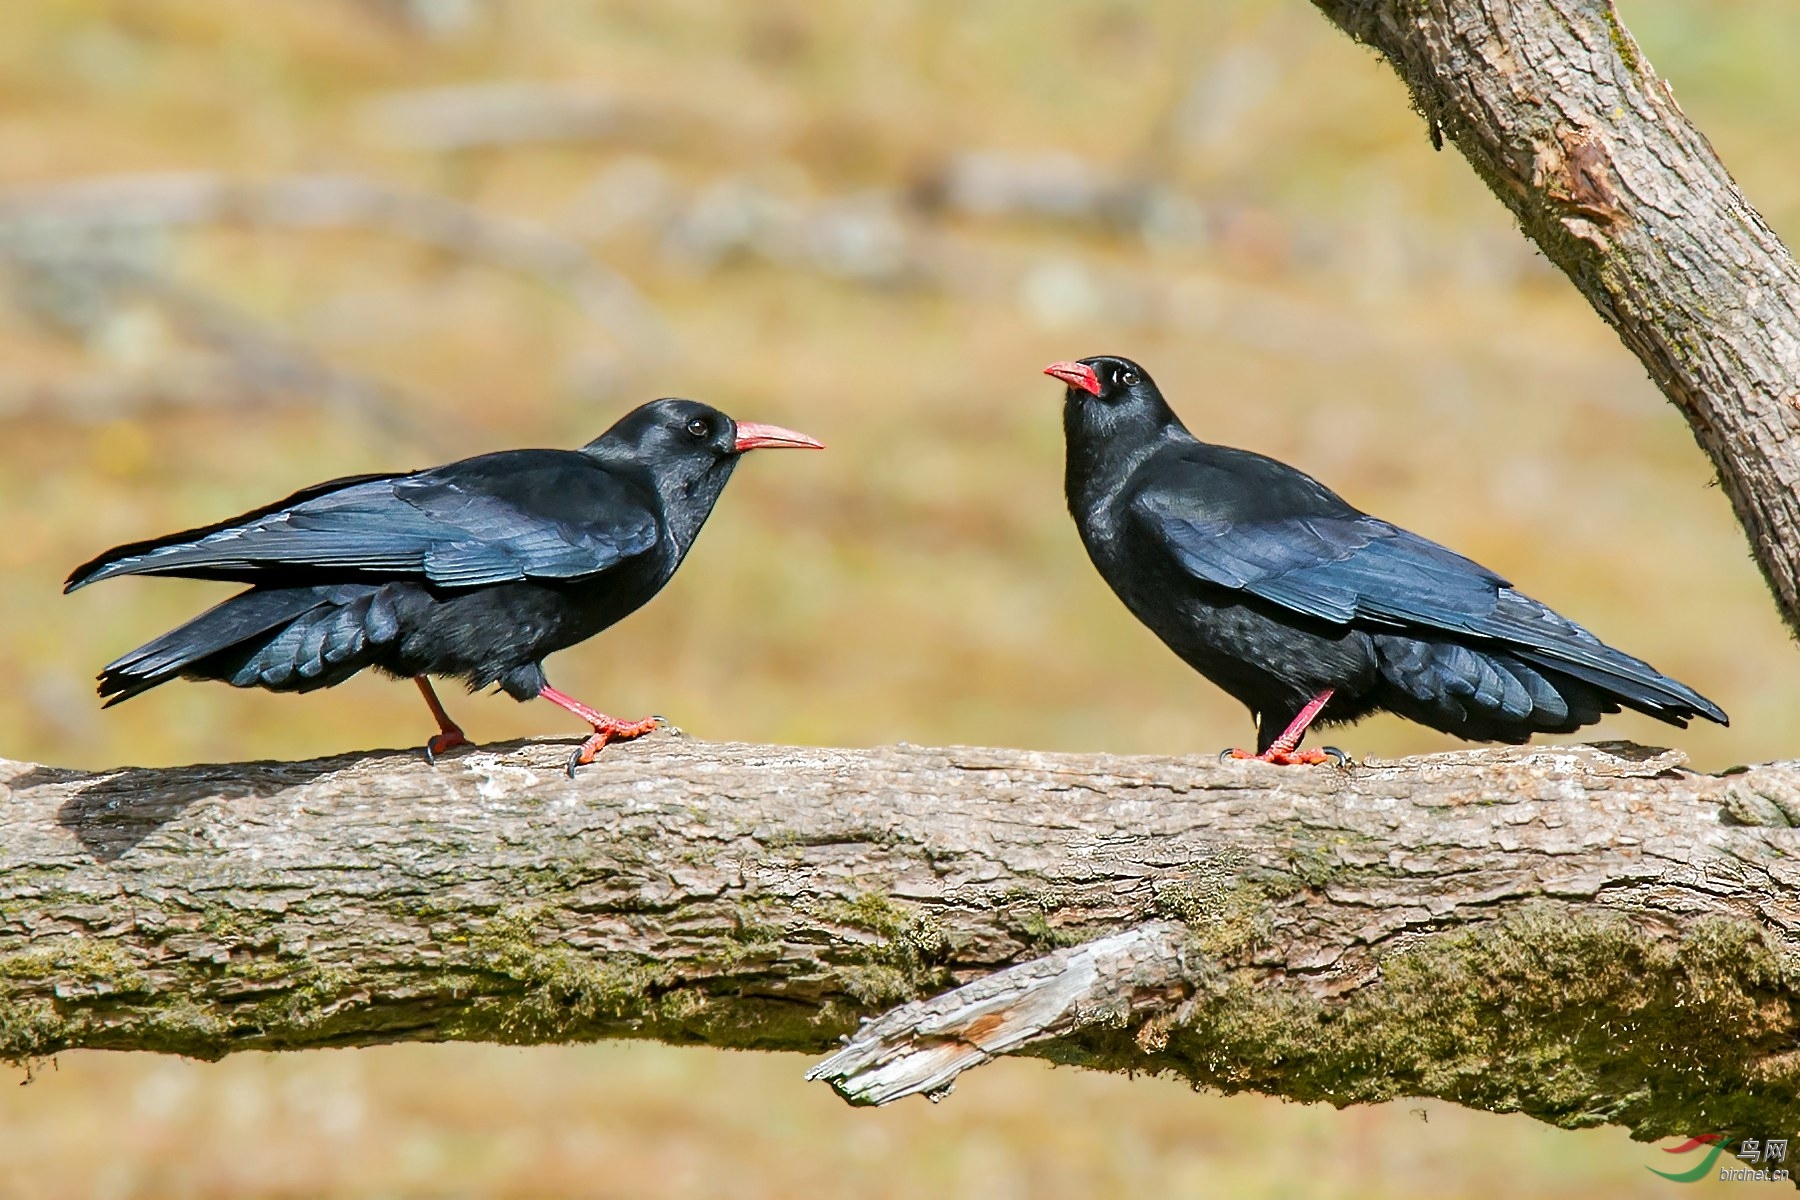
(1045, 355, 1726, 764)
(66, 398, 823, 774)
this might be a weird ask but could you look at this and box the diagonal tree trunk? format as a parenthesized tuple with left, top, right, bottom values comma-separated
(1307, 0, 1800, 632)
(4, 736, 1799, 1141)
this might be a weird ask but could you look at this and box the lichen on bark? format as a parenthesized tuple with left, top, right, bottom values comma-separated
(1, 737, 1797, 1139)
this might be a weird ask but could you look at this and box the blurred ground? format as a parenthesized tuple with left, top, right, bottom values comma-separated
(0, 1045, 1754, 1199)
(0, 0, 1792, 1195)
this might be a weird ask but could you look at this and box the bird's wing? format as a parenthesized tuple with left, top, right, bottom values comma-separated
(66, 453, 660, 591)
(1130, 489, 1506, 628)
(1129, 490, 1725, 722)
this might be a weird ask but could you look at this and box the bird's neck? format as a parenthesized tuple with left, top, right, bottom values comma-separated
(654, 460, 738, 555)
(1063, 417, 1181, 528)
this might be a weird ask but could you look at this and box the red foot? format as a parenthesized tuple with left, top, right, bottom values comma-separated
(1223, 746, 1343, 766)
(1221, 688, 1345, 767)
(425, 727, 469, 763)
(539, 685, 661, 776)
(566, 714, 660, 776)
(416, 676, 471, 764)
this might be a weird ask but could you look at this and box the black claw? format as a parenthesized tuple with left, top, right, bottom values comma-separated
(566, 748, 583, 779)
(425, 744, 439, 766)
(1321, 746, 1349, 766)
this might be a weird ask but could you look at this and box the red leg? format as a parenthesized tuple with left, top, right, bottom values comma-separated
(538, 684, 660, 776)
(1225, 688, 1341, 766)
(416, 676, 469, 763)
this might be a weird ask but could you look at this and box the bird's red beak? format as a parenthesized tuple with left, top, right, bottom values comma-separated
(1044, 361, 1101, 395)
(732, 422, 825, 453)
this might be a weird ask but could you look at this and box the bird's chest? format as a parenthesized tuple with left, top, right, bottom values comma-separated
(1072, 489, 1133, 574)
(1080, 505, 1221, 649)
(1075, 494, 1173, 607)
(553, 548, 679, 640)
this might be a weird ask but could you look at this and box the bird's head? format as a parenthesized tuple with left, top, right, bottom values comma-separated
(1044, 355, 1178, 449)
(586, 397, 823, 507)
(595, 397, 824, 461)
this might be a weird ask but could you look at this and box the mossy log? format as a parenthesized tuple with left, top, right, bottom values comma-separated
(1307, 0, 1800, 634)
(3, 734, 1799, 1141)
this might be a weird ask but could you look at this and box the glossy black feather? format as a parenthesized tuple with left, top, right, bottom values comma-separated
(65, 472, 404, 592)
(1060, 355, 1727, 752)
(75, 398, 765, 707)
(66, 452, 658, 591)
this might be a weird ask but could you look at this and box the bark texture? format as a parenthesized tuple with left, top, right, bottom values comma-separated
(1309, 0, 1800, 631)
(4, 733, 1800, 1138)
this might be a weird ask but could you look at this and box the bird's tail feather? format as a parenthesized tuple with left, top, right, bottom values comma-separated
(97, 588, 330, 706)
(1375, 622, 1724, 742)
(1511, 646, 1722, 726)
(1486, 590, 1727, 725)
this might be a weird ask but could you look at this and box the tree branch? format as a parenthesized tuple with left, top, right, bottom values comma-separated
(4, 735, 1798, 1139)
(1306, 0, 1800, 632)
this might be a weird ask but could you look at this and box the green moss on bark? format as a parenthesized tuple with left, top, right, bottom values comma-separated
(449, 906, 673, 1042)
(819, 892, 952, 1005)
(1056, 905, 1800, 1141)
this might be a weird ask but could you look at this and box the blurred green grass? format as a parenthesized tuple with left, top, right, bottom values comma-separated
(0, 0, 1791, 1194)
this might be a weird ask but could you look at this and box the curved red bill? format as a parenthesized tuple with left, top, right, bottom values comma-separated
(1043, 360, 1101, 395)
(733, 421, 825, 453)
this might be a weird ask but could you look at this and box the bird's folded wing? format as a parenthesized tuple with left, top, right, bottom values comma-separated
(1129, 491, 1723, 720)
(1131, 491, 1507, 629)
(67, 462, 659, 590)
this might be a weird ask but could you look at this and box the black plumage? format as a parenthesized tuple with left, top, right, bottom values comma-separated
(67, 398, 823, 771)
(1045, 355, 1726, 762)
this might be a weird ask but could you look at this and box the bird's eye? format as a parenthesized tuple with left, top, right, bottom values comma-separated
(1117, 368, 1139, 387)
(685, 417, 711, 439)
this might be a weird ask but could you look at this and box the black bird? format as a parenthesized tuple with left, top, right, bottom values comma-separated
(1045, 355, 1726, 763)
(67, 398, 823, 773)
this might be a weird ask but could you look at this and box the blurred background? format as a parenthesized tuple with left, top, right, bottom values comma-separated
(0, 0, 1791, 1194)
